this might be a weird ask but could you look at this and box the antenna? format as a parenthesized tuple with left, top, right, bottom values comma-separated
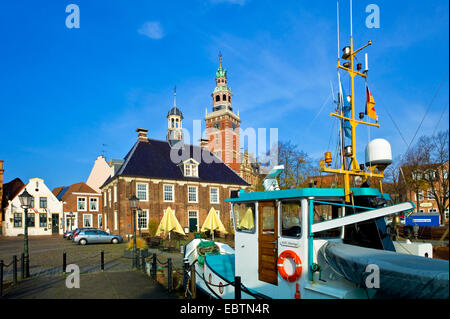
(364, 53, 369, 73)
(101, 144, 108, 158)
(337, 0, 340, 60)
(350, 0, 353, 37)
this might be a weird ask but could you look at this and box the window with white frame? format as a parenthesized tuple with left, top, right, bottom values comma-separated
(77, 197, 87, 211)
(415, 191, 424, 201)
(188, 186, 198, 203)
(98, 214, 103, 228)
(428, 208, 438, 213)
(103, 192, 107, 207)
(210, 187, 219, 204)
(90, 197, 99, 211)
(445, 208, 449, 220)
(114, 185, 117, 202)
(164, 185, 174, 202)
(137, 209, 148, 229)
(114, 211, 118, 230)
(137, 183, 148, 201)
(108, 189, 111, 207)
(427, 189, 435, 200)
(83, 214, 93, 227)
(182, 159, 199, 177)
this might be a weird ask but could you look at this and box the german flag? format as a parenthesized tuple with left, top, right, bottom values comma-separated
(365, 86, 377, 119)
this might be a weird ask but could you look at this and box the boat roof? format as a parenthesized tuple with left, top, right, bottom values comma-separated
(225, 187, 390, 203)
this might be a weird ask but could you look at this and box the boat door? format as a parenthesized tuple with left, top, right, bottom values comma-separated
(258, 201, 278, 285)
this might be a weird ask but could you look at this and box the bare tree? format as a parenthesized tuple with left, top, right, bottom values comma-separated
(257, 141, 316, 190)
(383, 156, 407, 204)
(276, 141, 316, 189)
(402, 130, 449, 224)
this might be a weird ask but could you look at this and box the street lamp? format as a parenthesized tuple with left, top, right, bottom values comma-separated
(19, 189, 33, 278)
(137, 208, 142, 237)
(129, 195, 139, 268)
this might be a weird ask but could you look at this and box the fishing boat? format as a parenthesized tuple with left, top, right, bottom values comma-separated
(184, 2, 449, 299)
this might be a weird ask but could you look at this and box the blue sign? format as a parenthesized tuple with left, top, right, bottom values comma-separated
(405, 213, 441, 227)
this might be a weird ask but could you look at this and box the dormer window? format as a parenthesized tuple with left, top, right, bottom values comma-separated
(180, 158, 199, 177)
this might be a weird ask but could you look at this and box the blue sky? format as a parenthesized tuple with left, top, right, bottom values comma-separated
(0, 0, 448, 189)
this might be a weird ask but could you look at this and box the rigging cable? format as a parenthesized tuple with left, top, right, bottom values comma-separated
(403, 72, 448, 158)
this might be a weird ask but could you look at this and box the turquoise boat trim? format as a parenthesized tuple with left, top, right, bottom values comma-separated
(312, 200, 376, 211)
(308, 199, 314, 281)
(205, 253, 235, 284)
(225, 187, 384, 203)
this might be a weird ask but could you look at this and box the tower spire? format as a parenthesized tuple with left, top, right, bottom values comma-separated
(173, 85, 177, 106)
(219, 51, 222, 68)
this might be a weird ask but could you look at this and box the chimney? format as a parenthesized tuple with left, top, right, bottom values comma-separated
(199, 138, 209, 149)
(136, 128, 149, 142)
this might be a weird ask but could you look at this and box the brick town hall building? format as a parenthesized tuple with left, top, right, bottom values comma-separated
(100, 87, 249, 238)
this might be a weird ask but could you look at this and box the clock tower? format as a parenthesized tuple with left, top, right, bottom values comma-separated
(205, 53, 241, 172)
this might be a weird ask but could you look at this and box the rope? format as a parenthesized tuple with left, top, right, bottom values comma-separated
(155, 257, 169, 265)
(1, 261, 15, 268)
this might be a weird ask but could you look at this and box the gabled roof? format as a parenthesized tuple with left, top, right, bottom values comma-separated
(104, 138, 249, 187)
(1, 178, 25, 209)
(52, 182, 99, 201)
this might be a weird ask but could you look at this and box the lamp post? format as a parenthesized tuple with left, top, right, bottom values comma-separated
(137, 208, 142, 237)
(19, 189, 33, 278)
(129, 195, 139, 268)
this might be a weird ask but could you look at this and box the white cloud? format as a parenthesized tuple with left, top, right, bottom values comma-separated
(138, 21, 164, 39)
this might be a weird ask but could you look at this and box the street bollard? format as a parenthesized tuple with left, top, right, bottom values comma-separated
(235, 276, 241, 299)
(101, 250, 104, 271)
(152, 254, 157, 281)
(190, 264, 196, 299)
(13, 255, 17, 285)
(63, 251, 67, 274)
(0, 260, 3, 297)
(20, 253, 24, 280)
(183, 258, 189, 293)
(167, 258, 173, 293)
(141, 253, 145, 271)
(136, 250, 141, 270)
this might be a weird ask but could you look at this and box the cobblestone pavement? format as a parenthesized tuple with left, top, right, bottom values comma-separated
(2, 270, 178, 299)
(0, 236, 186, 283)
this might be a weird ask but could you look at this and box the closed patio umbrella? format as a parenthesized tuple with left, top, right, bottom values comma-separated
(201, 207, 227, 240)
(238, 207, 254, 230)
(156, 206, 185, 240)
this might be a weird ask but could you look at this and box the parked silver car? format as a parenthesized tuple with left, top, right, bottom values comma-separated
(73, 229, 123, 245)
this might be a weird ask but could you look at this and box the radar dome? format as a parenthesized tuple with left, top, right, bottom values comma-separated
(365, 139, 392, 167)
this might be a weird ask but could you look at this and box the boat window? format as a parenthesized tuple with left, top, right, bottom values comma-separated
(261, 206, 275, 235)
(313, 202, 342, 238)
(281, 201, 302, 238)
(234, 203, 256, 233)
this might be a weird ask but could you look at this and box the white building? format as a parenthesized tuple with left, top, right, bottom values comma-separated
(2, 178, 63, 236)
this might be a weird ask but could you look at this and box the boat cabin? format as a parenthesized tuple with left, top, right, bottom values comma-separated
(225, 187, 392, 299)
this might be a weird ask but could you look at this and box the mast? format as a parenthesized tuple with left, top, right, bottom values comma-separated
(321, 0, 384, 202)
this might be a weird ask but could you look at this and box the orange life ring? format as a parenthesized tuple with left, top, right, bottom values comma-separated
(277, 250, 302, 282)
